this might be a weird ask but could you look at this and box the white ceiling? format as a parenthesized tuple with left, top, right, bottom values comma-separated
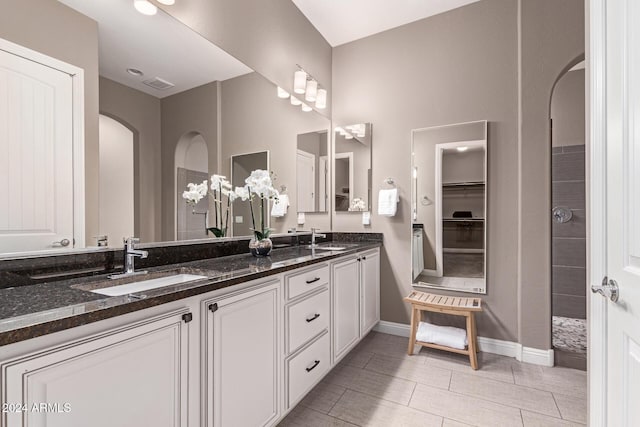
(58, 0, 252, 98)
(292, 0, 482, 47)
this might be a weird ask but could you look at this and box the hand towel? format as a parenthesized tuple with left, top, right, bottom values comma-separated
(271, 194, 289, 217)
(416, 321, 468, 350)
(377, 188, 398, 216)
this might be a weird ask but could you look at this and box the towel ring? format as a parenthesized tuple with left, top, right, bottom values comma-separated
(384, 178, 396, 188)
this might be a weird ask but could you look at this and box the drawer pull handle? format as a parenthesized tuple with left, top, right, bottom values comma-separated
(306, 360, 320, 372)
(306, 313, 320, 322)
(306, 277, 321, 284)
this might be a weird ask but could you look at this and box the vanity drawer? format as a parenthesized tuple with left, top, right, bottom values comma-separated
(286, 264, 330, 300)
(287, 332, 330, 408)
(287, 288, 329, 354)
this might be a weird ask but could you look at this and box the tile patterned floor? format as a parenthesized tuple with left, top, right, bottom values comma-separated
(279, 332, 587, 427)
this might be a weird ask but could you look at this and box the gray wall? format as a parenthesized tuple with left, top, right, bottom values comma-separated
(519, 0, 585, 349)
(158, 0, 332, 117)
(99, 77, 162, 243)
(220, 72, 331, 234)
(161, 82, 219, 240)
(0, 0, 100, 245)
(332, 0, 520, 342)
(332, 0, 584, 348)
(551, 70, 586, 147)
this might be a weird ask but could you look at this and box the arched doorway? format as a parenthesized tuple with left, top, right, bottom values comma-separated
(550, 59, 586, 370)
(99, 114, 134, 246)
(175, 132, 209, 240)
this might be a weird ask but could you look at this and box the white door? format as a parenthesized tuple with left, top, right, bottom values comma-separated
(332, 257, 360, 362)
(319, 156, 328, 211)
(590, 0, 640, 425)
(206, 281, 280, 427)
(296, 149, 315, 212)
(0, 47, 74, 253)
(360, 250, 380, 335)
(1, 310, 190, 427)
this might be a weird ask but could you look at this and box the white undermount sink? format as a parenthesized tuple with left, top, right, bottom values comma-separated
(90, 274, 208, 296)
(307, 245, 347, 251)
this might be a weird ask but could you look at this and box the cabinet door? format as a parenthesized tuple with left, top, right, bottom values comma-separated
(1, 310, 190, 427)
(207, 281, 280, 427)
(332, 257, 360, 362)
(360, 250, 381, 335)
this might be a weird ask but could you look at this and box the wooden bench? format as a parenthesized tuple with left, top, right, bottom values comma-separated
(404, 290, 483, 369)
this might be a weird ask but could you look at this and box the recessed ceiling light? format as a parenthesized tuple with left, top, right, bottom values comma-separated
(457, 146, 469, 152)
(157, 0, 175, 5)
(126, 68, 144, 77)
(133, 0, 157, 15)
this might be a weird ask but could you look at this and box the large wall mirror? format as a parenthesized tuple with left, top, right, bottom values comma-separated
(411, 121, 487, 294)
(0, 0, 331, 255)
(333, 123, 372, 212)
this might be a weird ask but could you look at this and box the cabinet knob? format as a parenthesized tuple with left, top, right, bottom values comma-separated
(362, 256, 367, 260)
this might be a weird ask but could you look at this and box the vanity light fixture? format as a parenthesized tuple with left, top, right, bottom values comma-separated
(305, 79, 318, 102)
(157, 0, 176, 4)
(277, 86, 290, 99)
(344, 133, 354, 139)
(290, 96, 302, 106)
(133, 0, 158, 15)
(294, 70, 307, 94)
(315, 89, 327, 109)
(301, 103, 312, 112)
(457, 146, 469, 152)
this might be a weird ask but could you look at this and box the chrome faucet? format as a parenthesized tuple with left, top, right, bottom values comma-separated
(110, 237, 148, 279)
(310, 228, 326, 248)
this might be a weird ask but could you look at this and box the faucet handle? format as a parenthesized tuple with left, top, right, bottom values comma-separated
(123, 237, 140, 246)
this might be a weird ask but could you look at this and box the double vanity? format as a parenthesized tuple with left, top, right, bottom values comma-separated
(0, 234, 381, 427)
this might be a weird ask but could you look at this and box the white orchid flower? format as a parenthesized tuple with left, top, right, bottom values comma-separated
(183, 181, 208, 205)
(235, 186, 251, 201)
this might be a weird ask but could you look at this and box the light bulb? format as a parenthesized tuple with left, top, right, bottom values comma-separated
(305, 79, 318, 102)
(345, 133, 354, 139)
(277, 86, 289, 99)
(134, 0, 157, 15)
(315, 89, 327, 109)
(290, 96, 302, 106)
(301, 103, 312, 112)
(457, 146, 469, 152)
(157, 0, 175, 4)
(294, 70, 307, 94)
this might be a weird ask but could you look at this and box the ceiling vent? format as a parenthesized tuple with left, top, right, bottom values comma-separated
(143, 77, 175, 91)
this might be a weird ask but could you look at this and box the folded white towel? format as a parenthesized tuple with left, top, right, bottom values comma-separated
(416, 321, 468, 350)
(271, 194, 290, 217)
(377, 188, 398, 216)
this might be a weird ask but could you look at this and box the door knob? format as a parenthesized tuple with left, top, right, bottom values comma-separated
(591, 276, 619, 302)
(52, 238, 71, 247)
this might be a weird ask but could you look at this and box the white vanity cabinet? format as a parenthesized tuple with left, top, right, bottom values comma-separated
(1, 308, 191, 427)
(203, 279, 281, 427)
(331, 248, 381, 363)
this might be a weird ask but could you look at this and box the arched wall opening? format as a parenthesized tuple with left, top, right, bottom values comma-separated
(175, 132, 209, 240)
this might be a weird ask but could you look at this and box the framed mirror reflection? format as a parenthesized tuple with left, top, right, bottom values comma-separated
(411, 120, 487, 294)
(333, 123, 372, 212)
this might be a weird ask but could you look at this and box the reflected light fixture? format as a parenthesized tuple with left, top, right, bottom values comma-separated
(294, 70, 307, 94)
(315, 89, 327, 109)
(290, 96, 302, 106)
(345, 133, 354, 139)
(133, 0, 157, 15)
(157, 0, 175, 4)
(277, 86, 290, 99)
(457, 146, 469, 152)
(301, 103, 312, 112)
(305, 79, 318, 102)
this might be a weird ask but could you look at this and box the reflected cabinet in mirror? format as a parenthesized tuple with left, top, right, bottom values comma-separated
(0, 0, 331, 255)
(411, 121, 487, 294)
(333, 123, 372, 212)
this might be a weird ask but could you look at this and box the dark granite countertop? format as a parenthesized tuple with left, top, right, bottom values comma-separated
(0, 241, 381, 346)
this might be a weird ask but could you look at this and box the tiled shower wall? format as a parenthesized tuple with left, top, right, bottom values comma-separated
(552, 144, 586, 319)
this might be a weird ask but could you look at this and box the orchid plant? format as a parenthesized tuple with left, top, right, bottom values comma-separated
(240, 169, 279, 241)
(349, 197, 367, 212)
(182, 174, 237, 237)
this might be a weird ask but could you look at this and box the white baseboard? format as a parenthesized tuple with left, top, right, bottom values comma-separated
(373, 321, 554, 367)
